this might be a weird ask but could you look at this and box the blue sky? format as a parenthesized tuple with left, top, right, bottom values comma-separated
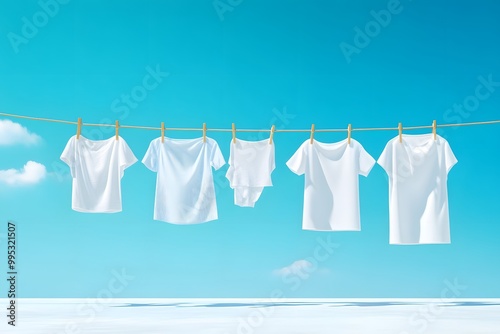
(0, 0, 499, 298)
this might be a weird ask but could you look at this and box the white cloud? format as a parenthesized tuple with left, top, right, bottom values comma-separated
(0, 119, 41, 146)
(273, 259, 332, 278)
(0, 161, 47, 186)
(273, 259, 315, 277)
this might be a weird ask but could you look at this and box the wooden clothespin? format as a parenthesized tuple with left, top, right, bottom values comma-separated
(76, 117, 82, 139)
(203, 123, 207, 143)
(347, 123, 352, 145)
(232, 123, 236, 144)
(161, 121, 165, 143)
(269, 125, 275, 144)
(115, 120, 119, 140)
(432, 120, 437, 140)
(398, 122, 403, 143)
(310, 124, 315, 144)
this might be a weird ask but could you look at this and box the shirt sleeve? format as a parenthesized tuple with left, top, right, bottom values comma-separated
(286, 141, 307, 175)
(119, 138, 138, 178)
(142, 139, 158, 172)
(377, 140, 393, 176)
(60, 136, 76, 178)
(358, 143, 376, 177)
(210, 140, 226, 170)
(443, 139, 458, 174)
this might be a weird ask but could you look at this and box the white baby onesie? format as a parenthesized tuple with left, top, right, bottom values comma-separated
(142, 137, 226, 224)
(60, 135, 138, 213)
(225, 138, 275, 207)
(377, 134, 458, 245)
(286, 138, 375, 231)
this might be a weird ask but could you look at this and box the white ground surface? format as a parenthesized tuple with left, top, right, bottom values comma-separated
(0, 298, 499, 333)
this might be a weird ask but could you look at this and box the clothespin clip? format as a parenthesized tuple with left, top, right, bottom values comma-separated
(76, 117, 82, 139)
(347, 123, 352, 145)
(161, 121, 165, 143)
(269, 125, 275, 144)
(310, 124, 315, 144)
(203, 123, 207, 143)
(432, 120, 437, 140)
(398, 122, 403, 143)
(232, 123, 236, 144)
(115, 120, 119, 140)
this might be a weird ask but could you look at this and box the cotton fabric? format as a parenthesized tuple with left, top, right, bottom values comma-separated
(225, 138, 275, 207)
(377, 134, 458, 244)
(286, 138, 375, 231)
(60, 135, 137, 213)
(142, 137, 225, 224)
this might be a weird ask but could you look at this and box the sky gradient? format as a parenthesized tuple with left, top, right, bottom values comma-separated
(0, 0, 499, 298)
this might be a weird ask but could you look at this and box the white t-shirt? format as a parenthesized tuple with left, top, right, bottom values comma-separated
(377, 134, 458, 245)
(142, 137, 226, 224)
(60, 135, 137, 213)
(286, 138, 375, 231)
(225, 138, 275, 207)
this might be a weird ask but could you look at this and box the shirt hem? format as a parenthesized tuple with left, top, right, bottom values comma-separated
(302, 227, 361, 232)
(389, 241, 451, 245)
(153, 218, 218, 225)
(72, 207, 122, 213)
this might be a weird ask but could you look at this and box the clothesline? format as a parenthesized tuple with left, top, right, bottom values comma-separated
(2, 110, 483, 242)
(55, 115, 463, 242)
(1, 111, 500, 133)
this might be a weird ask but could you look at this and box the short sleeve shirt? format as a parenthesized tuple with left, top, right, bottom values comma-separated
(60, 135, 137, 212)
(286, 138, 375, 231)
(142, 137, 225, 224)
(378, 134, 458, 244)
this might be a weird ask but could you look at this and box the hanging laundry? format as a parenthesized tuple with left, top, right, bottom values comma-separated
(225, 138, 275, 207)
(142, 137, 225, 224)
(60, 135, 137, 213)
(286, 138, 375, 231)
(377, 134, 458, 245)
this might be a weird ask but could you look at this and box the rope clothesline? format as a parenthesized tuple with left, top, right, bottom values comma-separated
(1, 112, 500, 134)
